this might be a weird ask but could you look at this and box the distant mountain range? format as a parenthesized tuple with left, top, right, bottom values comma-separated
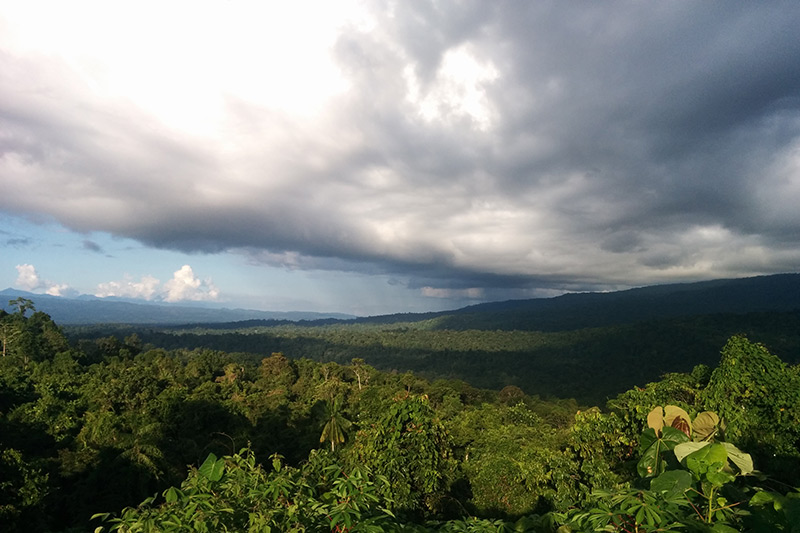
(0, 289, 355, 324)
(2, 273, 799, 328)
(427, 273, 800, 331)
(344, 273, 800, 331)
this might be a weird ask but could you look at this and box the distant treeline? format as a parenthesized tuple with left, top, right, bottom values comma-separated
(67, 311, 800, 405)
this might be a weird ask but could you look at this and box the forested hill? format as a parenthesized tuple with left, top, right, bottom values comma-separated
(2, 305, 799, 532)
(3, 273, 798, 328)
(353, 273, 800, 331)
(0, 289, 355, 324)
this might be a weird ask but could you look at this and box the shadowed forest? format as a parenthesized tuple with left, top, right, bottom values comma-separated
(1, 298, 799, 531)
(70, 309, 800, 406)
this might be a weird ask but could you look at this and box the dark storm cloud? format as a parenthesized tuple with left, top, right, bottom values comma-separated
(0, 226, 32, 248)
(4, 236, 32, 248)
(1, 1, 799, 297)
(82, 240, 103, 253)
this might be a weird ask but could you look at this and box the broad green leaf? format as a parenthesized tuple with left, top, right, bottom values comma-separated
(165, 487, 179, 503)
(661, 426, 691, 448)
(638, 427, 689, 478)
(210, 458, 225, 481)
(638, 438, 668, 478)
(687, 442, 727, 466)
(639, 428, 658, 454)
(198, 453, 225, 481)
(749, 490, 779, 507)
(693, 411, 720, 441)
(721, 442, 753, 475)
(706, 470, 736, 487)
(638, 442, 662, 478)
(650, 470, 692, 499)
(198, 453, 217, 479)
(674, 441, 710, 463)
(685, 443, 728, 481)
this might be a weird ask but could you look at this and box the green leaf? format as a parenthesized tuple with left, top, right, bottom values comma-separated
(688, 442, 727, 466)
(635, 505, 646, 524)
(720, 442, 753, 475)
(638, 440, 664, 478)
(674, 441, 710, 463)
(198, 453, 217, 478)
(211, 459, 225, 481)
(198, 453, 225, 481)
(638, 427, 689, 478)
(685, 443, 728, 483)
(706, 470, 736, 487)
(165, 487, 179, 503)
(750, 490, 778, 507)
(650, 470, 692, 499)
(661, 426, 691, 449)
(639, 428, 658, 454)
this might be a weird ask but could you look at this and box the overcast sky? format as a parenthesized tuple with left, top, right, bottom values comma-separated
(1, 1, 799, 315)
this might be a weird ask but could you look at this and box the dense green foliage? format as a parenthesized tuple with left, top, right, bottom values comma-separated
(2, 300, 799, 531)
(67, 310, 800, 405)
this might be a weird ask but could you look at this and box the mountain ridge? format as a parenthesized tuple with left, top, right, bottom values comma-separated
(3, 272, 799, 328)
(0, 288, 355, 324)
(348, 273, 800, 331)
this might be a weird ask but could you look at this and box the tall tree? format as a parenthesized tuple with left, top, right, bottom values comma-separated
(8, 298, 35, 318)
(347, 394, 455, 516)
(319, 399, 351, 452)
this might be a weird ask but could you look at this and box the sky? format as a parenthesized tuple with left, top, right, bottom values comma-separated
(1, 1, 799, 316)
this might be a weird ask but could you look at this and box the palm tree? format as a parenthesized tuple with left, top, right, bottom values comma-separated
(319, 399, 351, 452)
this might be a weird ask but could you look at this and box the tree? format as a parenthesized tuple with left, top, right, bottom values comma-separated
(702, 335, 800, 480)
(450, 403, 577, 515)
(0, 448, 50, 533)
(9, 298, 35, 318)
(498, 384, 525, 405)
(1, 319, 20, 358)
(351, 358, 367, 390)
(319, 399, 351, 452)
(1, 303, 66, 364)
(347, 394, 455, 516)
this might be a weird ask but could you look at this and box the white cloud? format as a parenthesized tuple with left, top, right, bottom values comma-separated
(95, 274, 160, 300)
(94, 265, 220, 303)
(15, 264, 71, 296)
(163, 265, 220, 302)
(15, 264, 40, 291)
(404, 44, 499, 131)
(421, 286, 484, 299)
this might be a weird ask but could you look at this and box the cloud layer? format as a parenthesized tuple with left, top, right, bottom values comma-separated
(95, 265, 219, 303)
(2, 2, 799, 297)
(15, 264, 71, 296)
